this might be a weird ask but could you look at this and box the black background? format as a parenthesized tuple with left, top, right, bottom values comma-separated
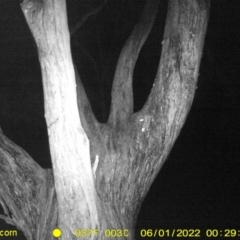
(0, 1, 240, 239)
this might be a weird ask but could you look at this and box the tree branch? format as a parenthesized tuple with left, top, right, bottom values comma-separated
(127, 0, 210, 212)
(0, 131, 57, 240)
(108, 0, 159, 127)
(21, 0, 100, 237)
(94, 0, 209, 226)
(70, 0, 107, 36)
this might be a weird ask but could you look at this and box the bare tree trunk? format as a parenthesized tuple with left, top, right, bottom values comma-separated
(0, 0, 209, 240)
(21, 0, 100, 239)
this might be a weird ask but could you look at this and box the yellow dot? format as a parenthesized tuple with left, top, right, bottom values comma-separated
(52, 228, 62, 238)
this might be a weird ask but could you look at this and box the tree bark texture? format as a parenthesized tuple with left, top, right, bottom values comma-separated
(0, 0, 209, 239)
(20, 0, 101, 239)
(90, 0, 209, 230)
(0, 131, 57, 240)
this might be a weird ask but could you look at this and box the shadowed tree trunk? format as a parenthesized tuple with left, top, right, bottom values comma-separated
(0, 0, 209, 239)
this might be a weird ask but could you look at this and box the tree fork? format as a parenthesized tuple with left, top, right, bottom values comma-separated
(0, 0, 210, 239)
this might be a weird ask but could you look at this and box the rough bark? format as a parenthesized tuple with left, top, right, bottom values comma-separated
(0, 131, 57, 240)
(21, 0, 101, 239)
(0, 0, 209, 240)
(108, 0, 159, 126)
(91, 0, 209, 229)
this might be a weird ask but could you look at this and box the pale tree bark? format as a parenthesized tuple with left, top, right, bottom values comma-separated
(21, 0, 100, 239)
(0, 133, 57, 240)
(0, 0, 209, 240)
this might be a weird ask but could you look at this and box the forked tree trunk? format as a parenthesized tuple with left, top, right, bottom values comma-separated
(0, 0, 209, 239)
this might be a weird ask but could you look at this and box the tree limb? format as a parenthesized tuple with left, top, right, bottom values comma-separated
(127, 0, 210, 214)
(94, 0, 209, 227)
(21, 0, 100, 237)
(0, 131, 57, 240)
(108, 0, 159, 127)
(70, 0, 107, 36)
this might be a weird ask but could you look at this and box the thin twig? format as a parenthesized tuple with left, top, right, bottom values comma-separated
(70, 0, 107, 36)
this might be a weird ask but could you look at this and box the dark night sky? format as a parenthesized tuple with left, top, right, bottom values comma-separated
(0, 1, 240, 240)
